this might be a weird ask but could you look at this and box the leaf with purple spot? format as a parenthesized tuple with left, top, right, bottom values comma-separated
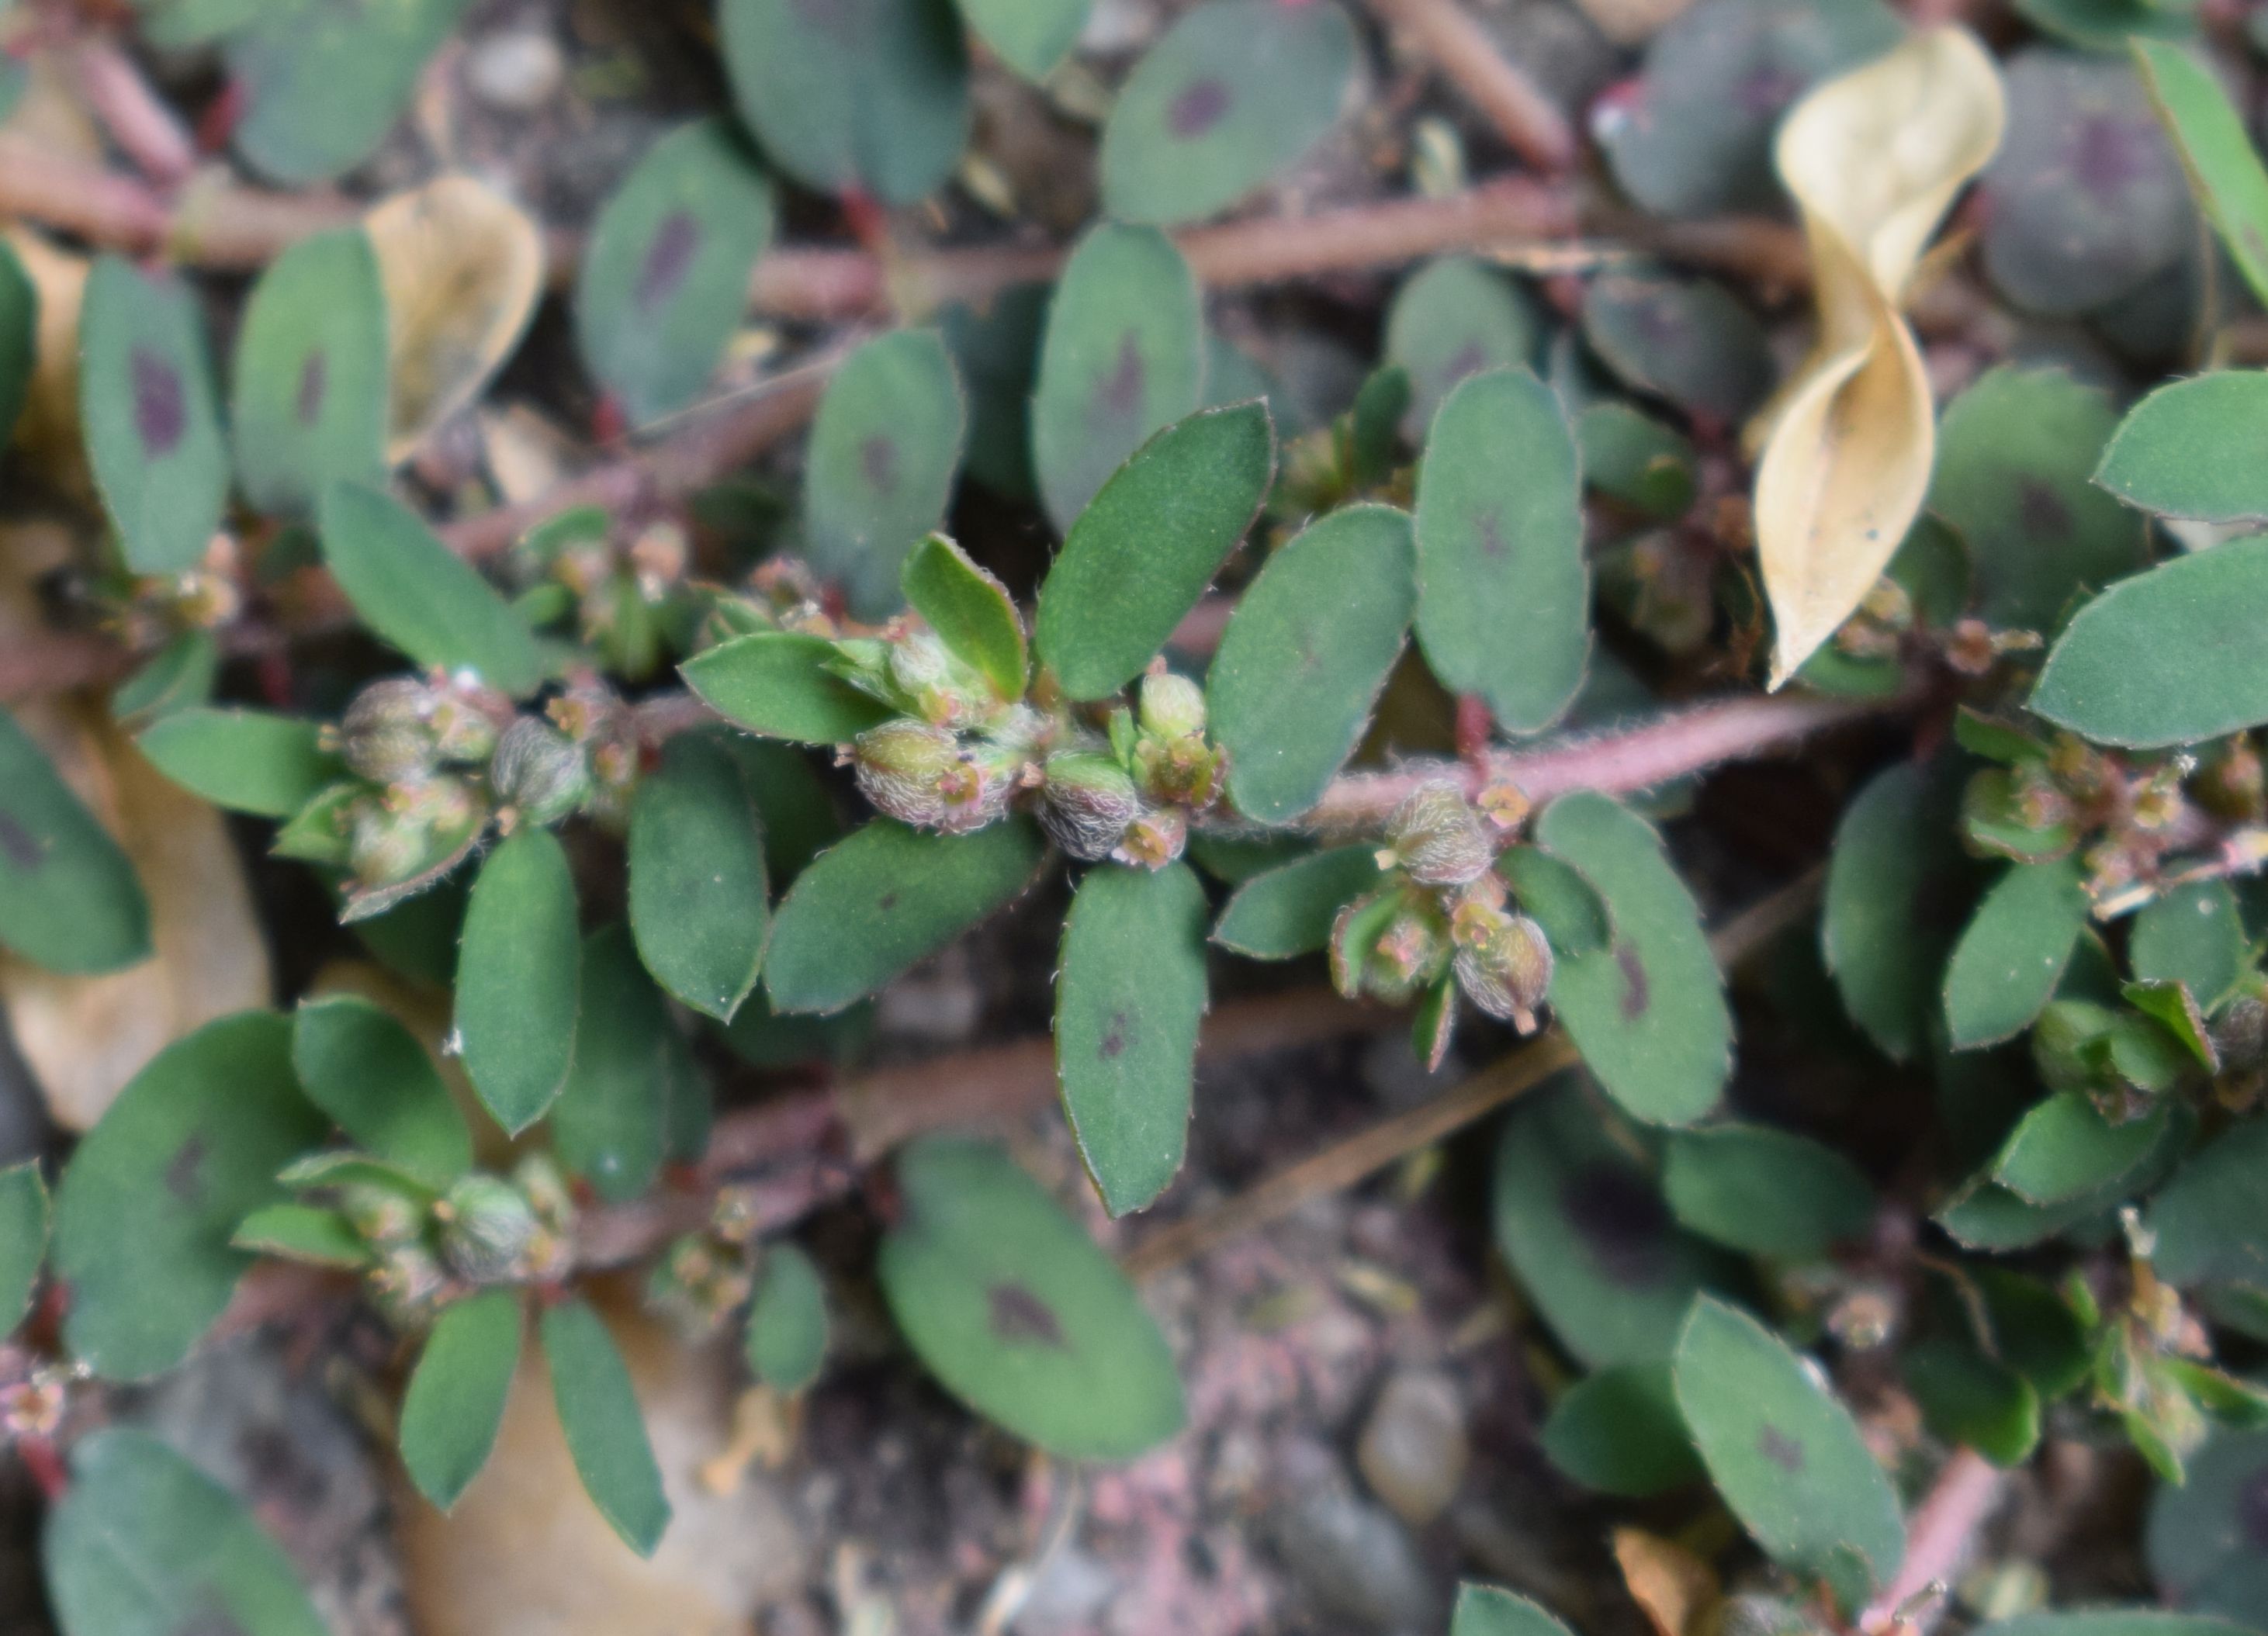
(1098, 0, 1357, 227)
(1579, 269, 1775, 427)
(877, 1136, 1184, 1459)
(957, 0, 1092, 79)
(1672, 1295, 1906, 1614)
(225, 0, 471, 185)
(0, 708, 150, 976)
(1055, 861, 1209, 1216)
(802, 328, 967, 618)
(2146, 1423, 2268, 1622)
(574, 119, 776, 428)
(1383, 257, 1539, 440)
(230, 227, 388, 519)
(78, 256, 228, 575)
(1029, 223, 1206, 534)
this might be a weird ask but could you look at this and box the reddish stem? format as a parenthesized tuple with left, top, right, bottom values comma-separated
(71, 39, 196, 187)
(1359, 0, 1579, 173)
(1858, 1447, 2003, 1633)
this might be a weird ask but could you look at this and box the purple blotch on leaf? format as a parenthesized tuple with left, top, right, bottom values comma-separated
(1757, 1425, 1806, 1473)
(1095, 334, 1145, 422)
(1473, 509, 1509, 562)
(635, 211, 703, 313)
(295, 351, 327, 427)
(1560, 1163, 1670, 1287)
(1168, 77, 1233, 138)
(2068, 112, 2161, 204)
(1100, 1010, 1131, 1060)
(164, 1134, 208, 1202)
(1616, 942, 1650, 1020)
(2017, 479, 2072, 541)
(130, 347, 185, 457)
(0, 811, 40, 871)
(860, 434, 898, 495)
(989, 1281, 1065, 1346)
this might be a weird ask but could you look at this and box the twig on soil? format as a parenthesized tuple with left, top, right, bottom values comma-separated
(71, 40, 197, 188)
(1359, 0, 1579, 173)
(1858, 1447, 2003, 1634)
(1119, 865, 1824, 1280)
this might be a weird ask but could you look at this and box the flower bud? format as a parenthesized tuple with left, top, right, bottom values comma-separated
(1381, 780, 1492, 886)
(2031, 999, 2117, 1095)
(514, 1154, 576, 1235)
(1453, 912, 1553, 1031)
(853, 720, 960, 828)
(1365, 903, 1450, 1003)
(490, 718, 591, 828)
(428, 683, 501, 763)
(1038, 752, 1144, 861)
(888, 629, 992, 729)
(336, 677, 440, 783)
(1137, 669, 1207, 741)
(338, 1180, 424, 1248)
(1114, 804, 1189, 870)
(437, 1174, 542, 1285)
(369, 1243, 448, 1325)
(348, 796, 430, 887)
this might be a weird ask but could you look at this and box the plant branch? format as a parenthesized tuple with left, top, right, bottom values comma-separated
(1360, 0, 1577, 173)
(1858, 1447, 2003, 1634)
(71, 40, 196, 188)
(1120, 865, 1823, 1279)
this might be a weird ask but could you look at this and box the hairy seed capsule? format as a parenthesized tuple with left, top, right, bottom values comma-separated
(1038, 752, 1145, 861)
(1113, 805, 1188, 870)
(437, 1174, 542, 1285)
(1383, 780, 1493, 886)
(853, 720, 960, 828)
(1137, 669, 1208, 741)
(1453, 913, 1553, 1030)
(337, 677, 440, 783)
(490, 718, 591, 827)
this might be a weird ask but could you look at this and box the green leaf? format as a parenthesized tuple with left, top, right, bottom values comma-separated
(1580, 272, 1774, 425)
(1210, 846, 1385, 958)
(803, 328, 968, 617)
(230, 1201, 372, 1268)
(1491, 1075, 1735, 1367)
(940, 282, 1047, 500)
(2147, 1115, 2268, 1292)
(2031, 536, 2268, 749)
(1096, 0, 1356, 227)
(0, 237, 36, 444)
(554, 926, 689, 1204)
(1413, 368, 1588, 732)
(1055, 862, 1209, 1216)
(956, 0, 1088, 76)
(1994, 1091, 2176, 1206)
(230, 227, 389, 517)
(1942, 858, 2092, 1050)
(716, 735, 841, 884)
(1599, 0, 1901, 219)
(682, 631, 896, 745)
(1501, 845, 1610, 958)
(54, 1013, 326, 1378)
(2097, 373, 2268, 524)
(2147, 1425, 2268, 1622)
(110, 630, 221, 730)
(0, 708, 151, 974)
(2014, 0, 2196, 50)
(540, 1298, 671, 1557)
(765, 818, 1045, 1013)
(719, 0, 968, 204)
(400, 1288, 523, 1511)
(1035, 400, 1276, 699)
(878, 1136, 1185, 1459)
(79, 256, 227, 574)
(43, 1429, 326, 1636)
(1902, 1333, 2041, 1467)
(745, 1242, 828, 1393)
(1939, 1101, 2194, 1251)
(1450, 1583, 1578, 1636)
(1982, 1616, 2261, 1636)
(1823, 759, 1972, 1062)
(455, 828, 582, 1135)
(1673, 1296, 1906, 1610)
(1029, 224, 1207, 534)
(2134, 38, 2268, 310)
(1930, 365, 2146, 633)
(136, 707, 339, 819)
(575, 118, 776, 427)
(1384, 257, 1538, 437)
(227, 0, 469, 182)
(0, 1161, 47, 1333)
(1662, 1123, 1875, 1260)
(901, 534, 1026, 700)
(1210, 504, 1414, 822)
(319, 480, 544, 697)
(1536, 792, 1729, 1126)
(1580, 402, 1698, 521)
(291, 994, 473, 1188)
(628, 732, 769, 1022)
(1539, 1363, 1705, 1496)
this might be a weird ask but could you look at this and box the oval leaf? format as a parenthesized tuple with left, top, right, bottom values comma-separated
(901, 533, 1026, 701)
(1384, 257, 1538, 437)
(1942, 857, 2092, 1050)
(1210, 504, 1415, 822)
(1413, 368, 1588, 731)
(1822, 759, 1972, 1062)
(136, 707, 338, 819)
(0, 708, 151, 975)
(2097, 372, 2268, 524)
(228, 0, 470, 185)
(1993, 1090, 2175, 1207)
(539, 1298, 671, 1558)
(2134, 37, 2268, 311)
(455, 828, 582, 1135)
(292, 994, 473, 1188)
(1581, 271, 1774, 425)
(680, 631, 896, 745)
(1452, 1585, 1578, 1636)
(745, 1241, 829, 1394)
(765, 818, 1045, 1014)
(2031, 536, 2268, 749)
(1536, 792, 1730, 1126)
(0, 238, 33, 445)
(576, 118, 776, 428)
(1097, 0, 1357, 227)
(1663, 1122, 1875, 1261)
(1539, 1363, 1705, 1497)
(1056, 861, 1209, 1217)
(231, 226, 390, 517)
(1211, 846, 1384, 959)
(53, 1012, 326, 1378)
(400, 1288, 524, 1511)
(958, 0, 1089, 78)
(803, 328, 968, 617)
(628, 732, 769, 1022)
(1035, 400, 1276, 700)
(554, 926, 693, 1204)
(79, 256, 227, 575)
(0, 1161, 49, 1334)
(878, 1136, 1185, 1460)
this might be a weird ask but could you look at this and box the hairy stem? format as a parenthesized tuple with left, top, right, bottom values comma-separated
(1359, 0, 1577, 172)
(1858, 1447, 2003, 1634)
(71, 40, 197, 187)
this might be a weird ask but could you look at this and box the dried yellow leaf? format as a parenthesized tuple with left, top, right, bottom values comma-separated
(1, 227, 91, 493)
(1752, 28, 2004, 687)
(1612, 1525, 1719, 1636)
(365, 175, 545, 465)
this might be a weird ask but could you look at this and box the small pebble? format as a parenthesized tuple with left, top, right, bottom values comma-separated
(1356, 1369, 1469, 1527)
(466, 31, 565, 115)
(1269, 1477, 1439, 1633)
